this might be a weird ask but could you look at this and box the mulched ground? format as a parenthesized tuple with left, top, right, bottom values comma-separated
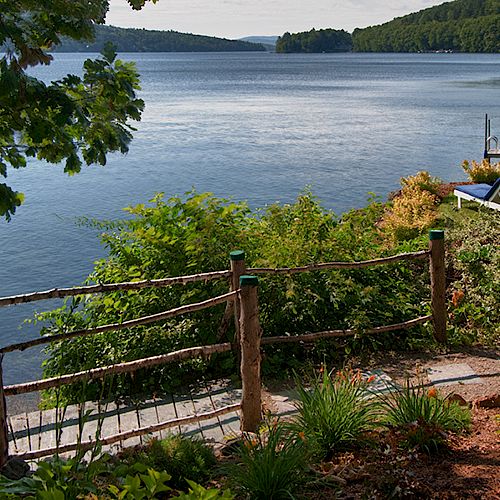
(301, 406, 499, 499)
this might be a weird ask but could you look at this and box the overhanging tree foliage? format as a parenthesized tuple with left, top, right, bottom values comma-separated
(0, 0, 158, 220)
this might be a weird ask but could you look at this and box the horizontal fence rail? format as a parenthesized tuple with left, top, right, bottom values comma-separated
(4, 342, 233, 396)
(18, 403, 241, 461)
(260, 315, 433, 345)
(0, 270, 232, 308)
(248, 250, 429, 275)
(0, 291, 238, 354)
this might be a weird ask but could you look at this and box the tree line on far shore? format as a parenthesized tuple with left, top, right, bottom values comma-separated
(276, 0, 500, 53)
(56, 25, 266, 53)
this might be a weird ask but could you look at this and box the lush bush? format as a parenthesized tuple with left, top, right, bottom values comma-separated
(446, 209, 500, 345)
(379, 382, 471, 452)
(291, 369, 378, 459)
(38, 190, 431, 403)
(462, 159, 500, 184)
(227, 420, 307, 499)
(119, 435, 216, 490)
(380, 171, 441, 242)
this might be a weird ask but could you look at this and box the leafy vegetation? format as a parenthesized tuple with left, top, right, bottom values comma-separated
(291, 369, 378, 459)
(35, 172, 499, 403)
(0, 452, 231, 499)
(276, 28, 352, 53)
(0, 1, 160, 219)
(462, 159, 500, 184)
(445, 207, 500, 345)
(380, 171, 441, 242)
(0, 379, 478, 498)
(38, 190, 432, 404)
(56, 25, 266, 53)
(352, 0, 500, 52)
(119, 435, 216, 490)
(379, 381, 471, 452)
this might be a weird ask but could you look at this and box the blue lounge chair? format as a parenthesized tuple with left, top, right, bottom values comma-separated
(454, 178, 500, 211)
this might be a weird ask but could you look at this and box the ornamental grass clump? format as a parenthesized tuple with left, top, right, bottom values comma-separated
(462, 159, 500, 184)
(380, 381, 471, 453)
(291, 369, 378, 460)
(227, 420, 308, 500)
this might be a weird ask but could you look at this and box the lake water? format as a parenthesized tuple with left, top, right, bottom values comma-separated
(1, 52, 500, 384)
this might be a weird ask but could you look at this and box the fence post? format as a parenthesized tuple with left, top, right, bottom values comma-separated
(429, 230, 447, 343)
(238, 275, 262, 433)
(230, 251, 246, 346)
(0, 355, 9, 468)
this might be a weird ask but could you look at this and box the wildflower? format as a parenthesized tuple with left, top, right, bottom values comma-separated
(366, 374, 376, 384)
(451, 289, 465, 308)
(427, 387, 438, 398)
(298, 431, 306, 442)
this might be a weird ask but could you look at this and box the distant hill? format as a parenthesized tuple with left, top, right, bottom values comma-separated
(55, 25, 266, 52)
(352, 0, 500, 52)
(276, 29, 352, 53)
(239, 36, 278, 52)
(239, 36, 279, 45)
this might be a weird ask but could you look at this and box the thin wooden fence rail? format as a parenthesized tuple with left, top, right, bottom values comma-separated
(0, 270, 232, 308)
(248, 250, 429, 275)
(18, 403, 241, 461)
(0, 291, 238, 354)
(4, 342, 233, 396)
(260, 315, 433, 345)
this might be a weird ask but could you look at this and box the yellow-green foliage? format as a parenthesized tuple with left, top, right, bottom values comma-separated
(381, 171, 441, 241)
(462, 159, 500, 184)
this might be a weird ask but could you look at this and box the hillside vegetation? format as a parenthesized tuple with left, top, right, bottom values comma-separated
(276, 28, 352, 53)
(352, 0, 500, 52)
(56, 25, 265, 52)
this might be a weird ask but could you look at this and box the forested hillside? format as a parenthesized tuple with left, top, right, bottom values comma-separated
(352, 0, 500, 52)
(56, 25, 265, 52)
(276, 28, 352, 53)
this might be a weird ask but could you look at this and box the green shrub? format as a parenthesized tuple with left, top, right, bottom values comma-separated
(462, 159, 500, 184)
(379, 381, 471, 452)
(291, 369, 378, 459)
(446, 209, 500, 346)
(380, 171, 441, 242)
(120, 435, 216, 490)
(227, 420, 308, 500)
(36, 190, 431, 404)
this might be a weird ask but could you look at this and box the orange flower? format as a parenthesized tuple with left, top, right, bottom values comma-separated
(298, 431, 306, 441)
(367, 375, 376, 384)
(427, 387, 438, 398)
(451, 289, 465, 307)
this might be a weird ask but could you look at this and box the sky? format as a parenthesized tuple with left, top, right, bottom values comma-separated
(106, 0, 449, 39)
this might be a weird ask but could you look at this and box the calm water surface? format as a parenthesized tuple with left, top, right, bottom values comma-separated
(1, 52, 500, 383)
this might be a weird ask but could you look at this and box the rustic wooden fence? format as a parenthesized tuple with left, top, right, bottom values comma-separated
(0, 230, 447, 466)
